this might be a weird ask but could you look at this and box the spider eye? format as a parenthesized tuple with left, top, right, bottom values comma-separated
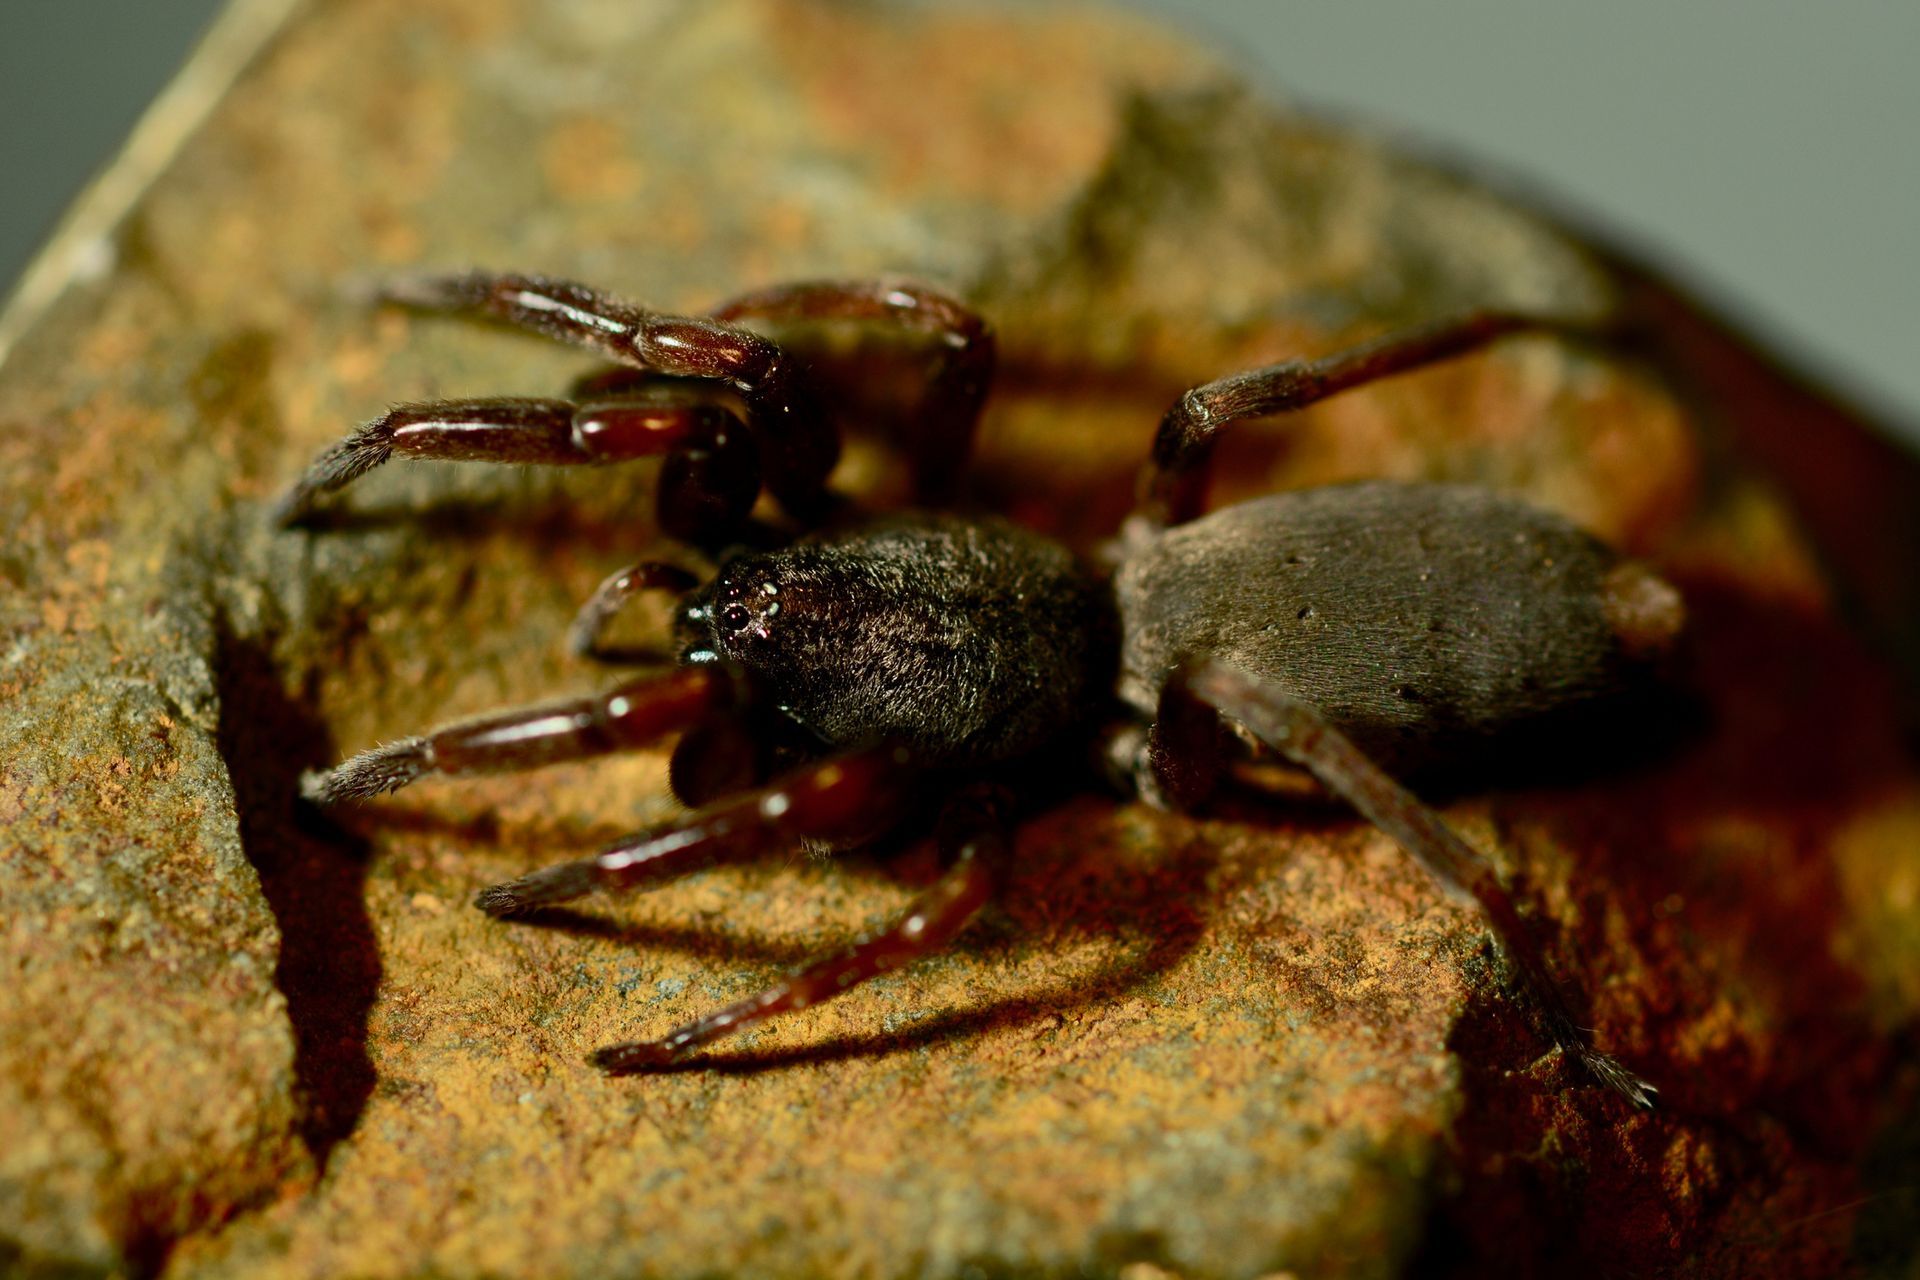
(719, 603, 752, 634)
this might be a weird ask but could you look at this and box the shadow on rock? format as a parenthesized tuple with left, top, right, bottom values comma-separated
(215, 627, 380, 1170)
(597, 815, 1217, 1077)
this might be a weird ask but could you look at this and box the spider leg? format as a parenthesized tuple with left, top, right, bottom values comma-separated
(710, 280, 995, 502)
(473, 743, 924, 918)
(1179, 659, 1656, 1109)
(1140, 310, 1595, 526)
(377, 271, 837, 517)
(301, 666, 739, 805)
(273, 390, 757, 545)
(585, 782, 1011, 1073)
(567, 561, 702, 661)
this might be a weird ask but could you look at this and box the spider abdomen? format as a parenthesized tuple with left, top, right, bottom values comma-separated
(1114, 482, 1681, 772)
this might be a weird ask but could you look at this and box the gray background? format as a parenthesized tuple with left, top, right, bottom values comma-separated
(2, 1, 1914, 436)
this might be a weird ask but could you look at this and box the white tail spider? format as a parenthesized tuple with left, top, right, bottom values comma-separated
(284, 272, 1677, 1105)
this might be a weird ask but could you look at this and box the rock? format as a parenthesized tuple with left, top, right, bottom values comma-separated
(1, 0, 1914, 1276)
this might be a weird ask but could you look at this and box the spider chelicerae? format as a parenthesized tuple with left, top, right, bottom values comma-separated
(282, 272, 1678, 1106)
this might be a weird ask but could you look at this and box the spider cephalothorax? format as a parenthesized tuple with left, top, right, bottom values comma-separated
(679, 515, 1110, 766)
(286, 272, 1674, 1104)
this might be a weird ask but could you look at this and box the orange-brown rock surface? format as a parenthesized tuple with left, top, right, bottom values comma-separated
(2, 2, 1915, 1277)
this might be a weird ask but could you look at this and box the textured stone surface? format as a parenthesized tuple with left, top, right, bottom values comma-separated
(2, 1, 1916, 1277)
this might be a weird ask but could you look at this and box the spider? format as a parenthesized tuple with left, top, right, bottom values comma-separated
(281, 272, 1680, 1106)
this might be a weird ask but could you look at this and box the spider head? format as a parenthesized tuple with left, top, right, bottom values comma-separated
(674, 560, 788, 664)
(673, 545, 865, 697)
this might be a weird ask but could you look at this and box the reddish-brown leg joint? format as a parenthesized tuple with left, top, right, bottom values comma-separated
(568, 561, 702, 661)
(377, 271, 838, 521)
(282, 273, 998, 529)
(473, 743, 920, 918)
(588, 783, 1011, 1072)
(711, 279, 995, 503)
(301, 666, 735, 805)
(1142, 311, 1574, 526)
(272, 389, 755, 538)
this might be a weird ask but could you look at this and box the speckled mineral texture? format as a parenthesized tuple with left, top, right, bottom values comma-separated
(3, 1, 1916, 1277)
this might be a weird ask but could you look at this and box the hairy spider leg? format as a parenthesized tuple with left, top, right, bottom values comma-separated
(567, 561, 703, 661)
(301, 665, 739, 804)
(710, 280, 996, 503)
(473, 743, 922, 919)
(1141, 310, 1598, 527)
(379, 271, 838, 519)
(1181, 659, 1656, 1109)
(274, 390, 757, 545)
(586, 783, 1011, 1072)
